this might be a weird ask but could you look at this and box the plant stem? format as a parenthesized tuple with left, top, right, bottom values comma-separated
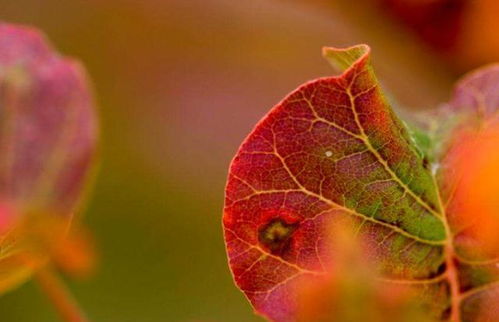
(35, 265, 89, 322)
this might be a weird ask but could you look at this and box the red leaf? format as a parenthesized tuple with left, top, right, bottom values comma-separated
(223, 45, 449, 321)
(224, 44, 499, 321)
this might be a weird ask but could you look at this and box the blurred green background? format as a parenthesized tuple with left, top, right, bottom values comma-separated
(0, 0, 487, 321)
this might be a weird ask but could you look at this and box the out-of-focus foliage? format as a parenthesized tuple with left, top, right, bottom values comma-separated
(296, 221, 431, 322)
(374, 0, 465, 51)
(436, 65, 499, 259)
(457, 0, 499, 69)
(0, 23, 97, 295)
(370, 0, 499, 69)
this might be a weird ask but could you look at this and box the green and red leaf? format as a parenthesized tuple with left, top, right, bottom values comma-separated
(223, 45, 499, 321)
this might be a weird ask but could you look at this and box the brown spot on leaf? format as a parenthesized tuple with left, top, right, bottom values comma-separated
(422, 156, 430, 169)
(258, 218, 298, 255)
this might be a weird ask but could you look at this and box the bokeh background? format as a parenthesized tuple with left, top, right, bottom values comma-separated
(0, 0, 497, 321)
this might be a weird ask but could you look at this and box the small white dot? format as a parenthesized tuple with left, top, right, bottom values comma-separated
(325, 151, 333, 157)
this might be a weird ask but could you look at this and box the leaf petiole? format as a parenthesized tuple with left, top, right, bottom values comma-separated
(34, 265, 89, 322)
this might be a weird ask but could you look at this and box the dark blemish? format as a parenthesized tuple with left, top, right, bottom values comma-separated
(258, 218, 299, 256)
(436, 262, 447, 276)
(429, 201, 440, 214)
(422, 156, 429, 169)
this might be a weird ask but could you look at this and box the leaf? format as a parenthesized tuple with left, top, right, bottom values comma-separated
(224, 44, 450, 321)
(368, 0, 499, 69)
(447, 64, 499, 119)
(223, 45, 499, 321)
(371, 0, 464, 51)
(436, 65, 499, 321)
(0, 23, 98, 294)
(50, 223, 97, 279)
(295, 220, 432, 322)
(405, 63, 499, 164)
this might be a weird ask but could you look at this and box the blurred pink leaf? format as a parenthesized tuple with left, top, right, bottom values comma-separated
(0, 23, 98, 294)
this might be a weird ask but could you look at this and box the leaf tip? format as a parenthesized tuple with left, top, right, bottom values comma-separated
(322, 44, 370, 74)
